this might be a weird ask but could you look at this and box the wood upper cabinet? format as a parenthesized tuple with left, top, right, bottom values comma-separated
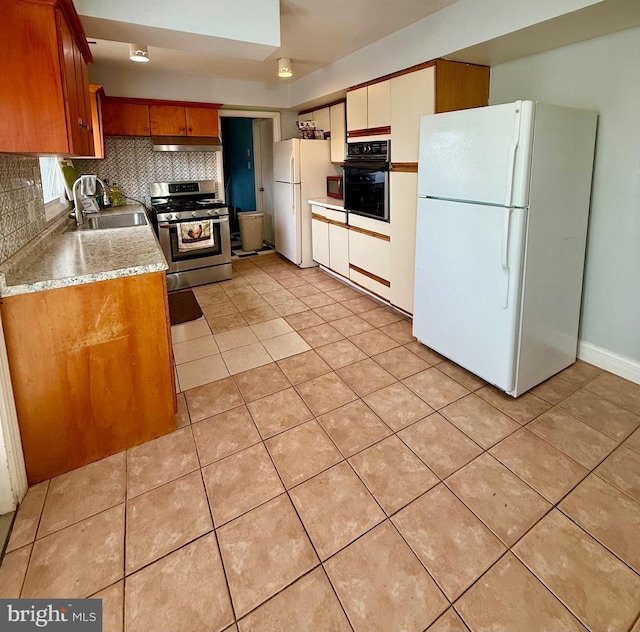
(101, 100, 151, 136)
(185, 106, 220, 137)
(150, 105, 187, 136)
(0, 0, 94, 155)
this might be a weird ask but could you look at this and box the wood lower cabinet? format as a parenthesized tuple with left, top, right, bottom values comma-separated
(101, 100, 151, 136)
(1, 272, 176, 484)
(1, 0, 94, 155)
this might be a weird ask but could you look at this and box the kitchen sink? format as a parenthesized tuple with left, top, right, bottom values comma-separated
(80, 212, 148, 230)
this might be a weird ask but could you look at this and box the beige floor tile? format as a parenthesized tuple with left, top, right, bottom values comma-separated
(398, 413, 482, 478)
(185, 376, 245, 422)
(341, 295, 380, 314)
(238, 567, 351, 632)
(331, 314, 376, 337)
(277, 349, 332, 384)
(192, 283, 227, 306)
(317, 399, 392, 457)
(276, 275, 308, 289)
(436, 360, 486, 391)
(247, 387, 313, 438)
(222, 342, 272, 375)
(325, 521, 448, 632)
(299, 322, 345, 347)
(337, 358, 396, 396)
(313, 303, 354, 322)
(441, 394, 520, 449)
(90, 580, 123, 632)
(350, 329, 400, 356)
(217, 495, 318, 618)
(426, 608, 469, 632)
(373, 346, 430, 380)
(208, 312, 248, 334)
(262, 331, 311, 360)
(241, 305, 280, 325)
(289, 283, 323, 299)
(125, 533, 233, 632)
(6, 481, 48, 552)
(173, 335, 220, 365)
(126, 471, 213, 574)
(446, 453, 551, 546)
(585, 371, 640, 415)
(315, 339, 368, 369)
(202, 299, 241, 318)
(595, 445, 640, 502)
(302, 292, 336, 309)
(203, 443, 284, 526)
(490, 429, 587, 503)
(177, 354, 229, 390)
(513, 509, 640, 632)
(284, 310, 326, 331)
(625, 426, 640, 454)
(295, 372, 358, 416)
(531, 374, 581, 404)
(404, 368, 469, 410)
(22, 505, 124, 598)
(0, 544, 32, 597)
(175, 393, 190, 428)
(360, 307, 403, 327)
(250, 317, 294, 340)
(289, 462, 385, 559)
(233, 362, 290, 402)
(127, 427, 200, 498)
(364, 382, 434, 430)
(380, 319, 416, 344)
(38, 452, 125, 538)
(266, 420, 343, 488)
(215, 326, 260, 352)
(392, 484, 505, 600)
(193, 405, 261, 466)
(405, 342, 443, 363)
(528, 407, 617, 468)
(170, 318, 211, 344)
(349, 436, 439, 515)
(263, 288, 297, 306)
(326, 286, 363, 302)
(559, 388, 640, 441)
(558, 359, 602, 386)
(476, 386, 551, 424)
(231, 294, 269, 312)
(274, 299, 309, 316)
(560, 474, 640, 573)
(455, 552, 587, 632)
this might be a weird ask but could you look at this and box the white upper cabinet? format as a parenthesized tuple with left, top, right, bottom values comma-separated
(390, 67, 436, 162)
(313, 107, 331, 134)
(346, 86, 368, 132)
(329, 102, 346, 163)
(298, 112, 314, 123)
(367, 81, 391, 130)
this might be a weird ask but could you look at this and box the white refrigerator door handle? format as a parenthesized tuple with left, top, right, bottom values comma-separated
(290, 185, 294, 211)
(504, 101, 522, 207)
(290, 150, 295, 185)
(501, 207, 512, 309)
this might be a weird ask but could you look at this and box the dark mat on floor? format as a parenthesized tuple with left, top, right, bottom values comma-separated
(168, 289, 203, 326)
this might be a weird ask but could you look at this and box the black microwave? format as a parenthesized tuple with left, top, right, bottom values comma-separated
(327, 176, 343, 199)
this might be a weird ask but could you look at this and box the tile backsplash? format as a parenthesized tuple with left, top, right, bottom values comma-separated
(0, 155, 46, 264)
(74, 137, 221, 208)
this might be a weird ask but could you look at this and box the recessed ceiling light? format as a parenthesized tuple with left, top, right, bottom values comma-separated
(129, 44, 150, 63)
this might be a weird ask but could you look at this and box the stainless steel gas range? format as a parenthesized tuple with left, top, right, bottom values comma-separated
(149, 180, 232, 291)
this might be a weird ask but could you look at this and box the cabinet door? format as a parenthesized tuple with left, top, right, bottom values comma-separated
(391, 67, 435, 163)
(150, 105, 187, 136)
(298, 112, 314, 123)
(389, 172, 418, 313)
(102, 101, 150, 136)
(329, 102, 346, 163)
(313, 107, 331, 134)
(57, 11, 83, 153)
(346, 86, 368, 132)
(311, 213, 330, 267)
(186, 106, 219, 137)
(329, 223, 349, 278)
(367, 80, 391, 130)
(88, 85, 104, 159)
(349, 228, 391, 299)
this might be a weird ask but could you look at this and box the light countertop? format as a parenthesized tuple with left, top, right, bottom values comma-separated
(0, 204, 168, 297)
(308, 197, 345, 211)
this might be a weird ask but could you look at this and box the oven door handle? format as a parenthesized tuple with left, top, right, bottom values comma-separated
(158, 217, 228, 228)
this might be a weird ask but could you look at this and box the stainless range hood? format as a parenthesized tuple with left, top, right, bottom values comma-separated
(152, 136, 222, 152)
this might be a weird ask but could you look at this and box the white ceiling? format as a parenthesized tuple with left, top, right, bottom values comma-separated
(82, 0, 460, 84)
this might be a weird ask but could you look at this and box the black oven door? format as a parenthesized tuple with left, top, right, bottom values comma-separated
(344, 161, 389, 222)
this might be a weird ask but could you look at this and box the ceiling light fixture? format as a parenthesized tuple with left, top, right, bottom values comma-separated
(277, 57, 293, 78)
(129, 44, 150, 63)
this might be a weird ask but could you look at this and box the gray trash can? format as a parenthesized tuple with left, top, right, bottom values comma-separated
(238, 212, 264, 252)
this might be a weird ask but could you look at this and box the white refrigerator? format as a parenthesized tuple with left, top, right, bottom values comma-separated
(273, 139, 333, 267)
(413, 100, 597, 397)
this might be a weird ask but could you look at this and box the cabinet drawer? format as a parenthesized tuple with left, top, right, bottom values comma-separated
(349, 228, 390, 287)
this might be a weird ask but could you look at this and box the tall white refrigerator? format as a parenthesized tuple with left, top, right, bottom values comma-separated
(273, 139, 333, 267)
(413, 100, 597, 397)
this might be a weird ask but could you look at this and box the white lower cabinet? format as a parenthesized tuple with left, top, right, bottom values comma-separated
(389, 172, 418, 313)
(329, 221, 349, 278)
(348, 215, 391, 300)
(311, 205, 329, 267)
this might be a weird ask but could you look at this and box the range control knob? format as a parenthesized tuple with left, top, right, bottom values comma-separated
(206, 209, 212, 215)
(191, 211, 197, 217)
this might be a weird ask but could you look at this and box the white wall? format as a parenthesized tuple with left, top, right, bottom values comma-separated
(490, 27, 640, 376)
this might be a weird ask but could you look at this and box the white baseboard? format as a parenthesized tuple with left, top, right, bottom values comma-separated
(577, 341, 640, 385)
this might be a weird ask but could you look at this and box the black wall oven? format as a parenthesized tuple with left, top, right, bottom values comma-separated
(344, 140, 390, 222)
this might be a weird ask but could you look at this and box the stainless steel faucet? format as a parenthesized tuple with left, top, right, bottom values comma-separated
(72, 176, 109, 226)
